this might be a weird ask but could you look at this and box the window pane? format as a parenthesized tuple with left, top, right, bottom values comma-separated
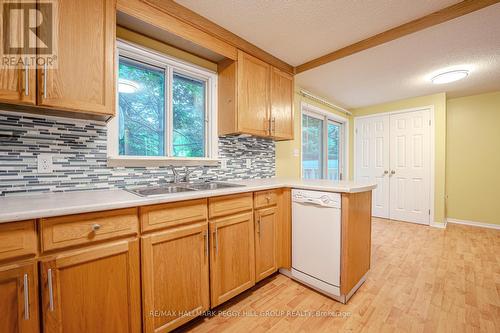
(327, 122, 341, 180)
(172, 73, 206, 157)
(302, 114, 323, 179)
(118, 57, 165, 156)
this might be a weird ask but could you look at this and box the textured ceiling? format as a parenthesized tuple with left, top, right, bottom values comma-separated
(175, 0, 460, 66)
(176, 0, 500, 108)
(295, 4, 500, 108)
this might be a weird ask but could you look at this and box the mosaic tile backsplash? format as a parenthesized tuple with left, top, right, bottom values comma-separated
(0, 111, 275, 196)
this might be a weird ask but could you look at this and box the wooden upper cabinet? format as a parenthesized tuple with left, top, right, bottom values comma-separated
(0, 64, 36, 106)
(270, 68, 294, 140)
(0, 261, 39, 333)
(0, 1, 36, 106)
(254, 206, 277, 282)
(236, 50, 271, 137)
(40, 239, 141, 333)
(209, 212, 255, 307)
(37, 0, 115, 116)
(141, 222, 209, 332)
(218, 50, 293, 140)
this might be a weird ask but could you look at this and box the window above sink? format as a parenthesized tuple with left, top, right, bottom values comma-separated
(107, 40, 219, 167)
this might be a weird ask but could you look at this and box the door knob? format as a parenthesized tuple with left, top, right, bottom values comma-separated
(391, 170, 396, 175)
(384, 170, 389, 175)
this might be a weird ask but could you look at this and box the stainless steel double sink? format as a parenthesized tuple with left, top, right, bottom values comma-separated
(126, 182, 245, 197)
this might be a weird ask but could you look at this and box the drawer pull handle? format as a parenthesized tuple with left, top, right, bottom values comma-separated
(204, 230, 208, 258)
(47, 269, 54, 311)
(24, 60, 29, 96)
(257, 215, 261, 236)
(214, 226, 218, 255)
(91, 223, 101, 232)
(23, 273, 29, 320)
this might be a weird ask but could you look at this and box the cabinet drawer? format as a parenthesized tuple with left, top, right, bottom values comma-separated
(254, 189, 279, 208)
(40, 208, 138, 252)
(139, 199, 208, 232)
(0, 220, 37, 262)
(209, 193, 253, 218)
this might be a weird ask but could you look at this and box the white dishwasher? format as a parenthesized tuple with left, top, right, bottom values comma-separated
(291, 189, 342, 299)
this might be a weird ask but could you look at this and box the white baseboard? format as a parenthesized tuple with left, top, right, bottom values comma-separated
(430, 220, 447, 229)
(447, 218, 500, 230)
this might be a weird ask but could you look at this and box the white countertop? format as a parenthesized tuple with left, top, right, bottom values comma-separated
(0, 178, 376, 223)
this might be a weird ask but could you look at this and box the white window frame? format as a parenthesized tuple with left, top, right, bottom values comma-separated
(107, 40, 218, 167)
(301, 102, 349, 180)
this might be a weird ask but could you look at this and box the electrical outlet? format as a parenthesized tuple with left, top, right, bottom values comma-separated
(37, 154, 53, 173)
(245, 159, 251, 168)
(293, 149, 300, 157)
(220, 159, 228, 169)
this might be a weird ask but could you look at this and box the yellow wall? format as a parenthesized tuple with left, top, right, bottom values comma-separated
(350, 93, 447, 224)
(446, 91, 500, 225)
(276, 88, 353, 178)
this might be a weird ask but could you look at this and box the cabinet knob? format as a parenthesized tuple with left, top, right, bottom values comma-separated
(91, 223, 101, 232)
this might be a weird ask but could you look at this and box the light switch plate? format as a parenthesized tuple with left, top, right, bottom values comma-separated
(37, 154, 53, 173)
(245, 159, 251, 168)
(293, 149, 300, 157)
(220, 159, 228, 169)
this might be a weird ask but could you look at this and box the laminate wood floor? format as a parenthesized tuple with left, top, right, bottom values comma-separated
(177, 218, 500, 333)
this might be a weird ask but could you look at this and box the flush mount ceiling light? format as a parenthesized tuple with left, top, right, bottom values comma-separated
(431, 70, 469, 84)
(118, 79, 140, 93)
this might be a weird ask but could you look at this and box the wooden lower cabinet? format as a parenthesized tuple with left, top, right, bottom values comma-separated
(254, 207, 277, 282)
(39, 239, 141, 333)
(0, 261, 39, 333)
(209, 212, 255, 307)
(0, 189, 295, 332)
(276, 189, 292, 269)
(141, 222, 209, 333)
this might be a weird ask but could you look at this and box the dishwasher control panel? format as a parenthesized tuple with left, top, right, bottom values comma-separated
(292, 189, 341, 208)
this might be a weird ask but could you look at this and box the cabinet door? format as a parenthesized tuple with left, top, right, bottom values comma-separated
(37, 0, 115, 115)
(254, 207, 277, 282)
(40, 239, 141, 333)
(237, 50, 270, 137)
(276, 189, 292, 270)
(0, 2, 36, 105)
(141, 223, 209, 333)
(270, 67, 294, 140)
(0, 261, 39, 333)
(210, 212, 255, 307)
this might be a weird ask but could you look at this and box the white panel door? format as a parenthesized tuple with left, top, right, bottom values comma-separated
(389, 110, 431, 224)
(355, 115, 390, 218)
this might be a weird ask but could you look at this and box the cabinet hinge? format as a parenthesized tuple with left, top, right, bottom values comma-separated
(429, 209, 431, 215)
(429, 120, 431, 126)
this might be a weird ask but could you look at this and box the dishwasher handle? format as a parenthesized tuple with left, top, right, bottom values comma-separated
(292, 196, 339, 208)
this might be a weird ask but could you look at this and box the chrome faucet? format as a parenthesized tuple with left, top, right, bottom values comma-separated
(171, 166, 198, 183)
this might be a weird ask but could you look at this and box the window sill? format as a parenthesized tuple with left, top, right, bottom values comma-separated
(107, 156, 220, 168)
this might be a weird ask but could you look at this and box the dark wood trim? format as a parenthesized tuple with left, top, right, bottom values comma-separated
(295, 0, 500, 73)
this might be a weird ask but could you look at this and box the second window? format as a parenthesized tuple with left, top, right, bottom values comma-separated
(302, 107, 346, 180)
